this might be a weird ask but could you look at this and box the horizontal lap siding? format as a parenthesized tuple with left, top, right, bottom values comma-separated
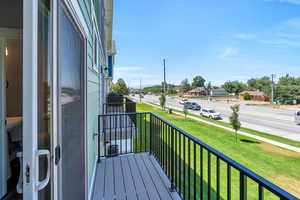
(76, 0, 106, 197)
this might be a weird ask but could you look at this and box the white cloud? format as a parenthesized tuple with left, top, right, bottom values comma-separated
(220, 47, 239, 58)
(235, 18, 300, 48)
(265, 0, 300, 5)
(114, 66, 143, 72)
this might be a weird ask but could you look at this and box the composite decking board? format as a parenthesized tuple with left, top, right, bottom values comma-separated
(93, 160, 106, 200)
(92, 153, 181, 200)
(120, 156, 138, 200)
(127, 155, 150, 200)
(113, 157, 126, 199)
(149, 156, 181, 200)
(140, 154, 174, 200)
(134, 154, 161, 200)
(104, 158, 115, 199)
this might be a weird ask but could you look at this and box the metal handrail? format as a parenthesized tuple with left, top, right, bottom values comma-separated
(97, 112, 299, 200)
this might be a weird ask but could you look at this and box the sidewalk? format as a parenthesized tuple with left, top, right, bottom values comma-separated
(145, 102, 300, 153)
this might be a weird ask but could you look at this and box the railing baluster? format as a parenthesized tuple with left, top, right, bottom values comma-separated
(217, 157, 220, 200)
(200, 147, 203, 200)
(139, 113, 142, 152)
(125, 112, 128, 154)
(179, 133, 182, 197)
(171, 127, 175, 191)
(175, 129, 178, 191)
(259, 184, 264, 200)
(183, 136, 186, 199)
(97, 116, 101, 162)
(149, 114, 152, 154)
(227, 164, 231, 200)
(188, 139, 191, 200)
(144, 113, 147, 152)
(240, 172, 247, 200)
(208, 152, 211, 200)
(114, 113, 117, 154)
(194, 143, 197, 200)
(120, 114, 123, 155)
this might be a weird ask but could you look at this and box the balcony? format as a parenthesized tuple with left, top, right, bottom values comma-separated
(92, 111, 298, 200)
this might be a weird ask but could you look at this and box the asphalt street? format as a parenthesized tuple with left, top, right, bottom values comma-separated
(132, 95, 300, 142)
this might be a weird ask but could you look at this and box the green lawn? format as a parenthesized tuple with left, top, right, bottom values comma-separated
(148, 102, 300, 149)
(137, 103, 300, 199)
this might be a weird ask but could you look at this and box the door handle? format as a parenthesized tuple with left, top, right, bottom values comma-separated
(36, 149, 50, 191)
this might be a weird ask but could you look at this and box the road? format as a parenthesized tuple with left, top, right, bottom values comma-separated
(132, 94, 300, 142)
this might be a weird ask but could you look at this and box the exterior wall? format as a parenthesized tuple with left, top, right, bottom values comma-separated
(75, 0, 106, 198)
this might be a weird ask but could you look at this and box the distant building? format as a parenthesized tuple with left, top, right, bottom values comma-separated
(239, 90, 269, 101)
(186, 87, 208, 96)
(210, 88, 228, 96)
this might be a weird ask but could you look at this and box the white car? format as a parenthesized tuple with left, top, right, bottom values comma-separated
(200, 108, 221, 120)
(179, 99, 188, 104)
(295, 110, 300, 125)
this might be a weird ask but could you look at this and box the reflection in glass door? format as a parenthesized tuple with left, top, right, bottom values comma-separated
(58, 3, 86, 200)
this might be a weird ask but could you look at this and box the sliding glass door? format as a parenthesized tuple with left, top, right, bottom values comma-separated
(58, 3, 86, 200)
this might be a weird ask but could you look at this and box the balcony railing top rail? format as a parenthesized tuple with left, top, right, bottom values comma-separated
(97, 112, 299, 200)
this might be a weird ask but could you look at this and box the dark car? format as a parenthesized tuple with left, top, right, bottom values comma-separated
(190, 102, 201, 110)
(183, 101, 193, 109)
(184, 102, 201, 110)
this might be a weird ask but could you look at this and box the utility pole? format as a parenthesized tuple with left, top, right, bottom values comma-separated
(271, 74, 275, 104)
(139, 78, 142, 103)
(163, 59, 166, 95)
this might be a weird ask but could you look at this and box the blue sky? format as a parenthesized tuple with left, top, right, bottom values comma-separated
(113, 0, 300, 88)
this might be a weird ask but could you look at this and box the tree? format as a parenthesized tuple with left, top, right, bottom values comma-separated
(243, 92, 251, 100)
(192, 76, 206, 88)
(247, 76, 272, 96)
(229, 104, 241, 143)
(183, 104, 189, 118)
(159, 93, 166, 110)
(111, 78, 130, 95)
(223, 81, 246, 96)
(180, 79, 191, 92)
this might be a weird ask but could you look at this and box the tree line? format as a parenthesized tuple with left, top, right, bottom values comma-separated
(111, 74, 300, 104)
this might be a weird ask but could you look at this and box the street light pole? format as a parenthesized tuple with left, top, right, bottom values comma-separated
(271, 74, 275, 104)
(163, 59, 166, 95)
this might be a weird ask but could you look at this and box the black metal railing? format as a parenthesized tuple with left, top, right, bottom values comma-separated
(103, 97, 136, 114)
(98, 112, 149, 158)
(97, 112, 298, 200)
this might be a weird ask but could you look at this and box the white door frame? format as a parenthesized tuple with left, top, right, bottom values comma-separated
(52, 0, 59, 199)
(23, 1, 54, 199)
(57, 1, 88, 199)
(0, 38, 7, 199)
(23, 0, 39, 199)
(0, 28, 22, 198)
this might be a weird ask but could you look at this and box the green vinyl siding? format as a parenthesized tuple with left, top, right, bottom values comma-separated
(76, 0, 106, 195)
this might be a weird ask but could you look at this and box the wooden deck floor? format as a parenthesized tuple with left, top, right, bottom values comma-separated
(92, 153, 180, 200)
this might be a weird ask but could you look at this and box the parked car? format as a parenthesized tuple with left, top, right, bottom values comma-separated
(200, 108, 221, 120)
(295, 110, 300, 124)
(190, 102, 201, 110)
(183, 101, 193, 109)
(179, 99, 188, 104)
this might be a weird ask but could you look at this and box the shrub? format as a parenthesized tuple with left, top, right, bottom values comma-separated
(243, 92, 251, 100)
